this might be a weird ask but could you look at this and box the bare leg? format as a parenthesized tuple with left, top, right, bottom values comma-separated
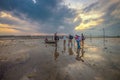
(55, 40, 57, 47)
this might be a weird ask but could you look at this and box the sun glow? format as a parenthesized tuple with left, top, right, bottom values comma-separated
(75, 19, 104, 30)
(74, 11, 104, 30)
(0, 23, 20, 33)
(0, 12, 12, 18)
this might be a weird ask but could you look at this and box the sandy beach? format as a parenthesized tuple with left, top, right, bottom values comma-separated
(0, 38, 120, 80)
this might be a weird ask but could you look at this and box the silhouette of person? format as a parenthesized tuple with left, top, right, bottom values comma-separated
(54, 32, 59, 47)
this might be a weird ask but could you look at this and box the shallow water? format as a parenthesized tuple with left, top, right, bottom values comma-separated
(0, 38, 120, 80)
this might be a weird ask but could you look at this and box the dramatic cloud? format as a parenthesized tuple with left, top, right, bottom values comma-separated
(0, 0, 120, 36)
(0, 11, 42, 35)
(0, 0, 76, 34)
(74, 10, 104, 30)
(72, 0, 120, 36)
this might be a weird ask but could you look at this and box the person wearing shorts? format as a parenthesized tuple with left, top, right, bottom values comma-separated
(68, 34, 73, 47)
(54, 32, 59, 47)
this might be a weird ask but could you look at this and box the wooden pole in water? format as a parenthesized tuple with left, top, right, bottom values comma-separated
(90, 33, 92, 42)
(103, 28, 106, 47)
(103, 28, 105, 39)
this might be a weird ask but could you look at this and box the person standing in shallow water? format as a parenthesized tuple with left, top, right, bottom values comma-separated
(62, 35, 66, 53)
(75, 35, 81, 57)
(54, 32, 59, 47)
(63, 35, 66, 47)
(68, 34, 73, 47)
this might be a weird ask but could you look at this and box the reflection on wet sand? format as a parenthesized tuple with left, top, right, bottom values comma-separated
(0, 38, 120, 80)
(81, 46, 85, 57)
(68, 47, 74, 55)
(62, 44, 66, 53)
(76, 46, 85, 62)
(54, 47, 59, 60)
(76, 56, 84, 62)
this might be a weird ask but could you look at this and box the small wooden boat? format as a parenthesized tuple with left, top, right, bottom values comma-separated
(45, 40, 56, 44)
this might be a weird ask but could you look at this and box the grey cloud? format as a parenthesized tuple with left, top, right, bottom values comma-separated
(83, 1, 99, 12)
(0, 0, 76, 34)
(82, 0, 120, 36)
(0, 17, 21, 25)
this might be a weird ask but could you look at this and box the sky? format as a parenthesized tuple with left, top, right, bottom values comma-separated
(0, 0, 120, 36)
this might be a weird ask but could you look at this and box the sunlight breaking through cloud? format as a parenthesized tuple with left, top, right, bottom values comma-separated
(75, 19, 104, 30)
(74, 11, 104, 30)
(0, 0, 120, 36)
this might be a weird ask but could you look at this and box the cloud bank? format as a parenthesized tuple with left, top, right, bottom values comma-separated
(0, 0, 120, 36)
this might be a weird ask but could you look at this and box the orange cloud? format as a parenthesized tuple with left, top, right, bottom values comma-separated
(0, 23, 20, 33)
(0, 11, 12, 18)
(0, 11, 41, 35)
(0, 11, 26, 23)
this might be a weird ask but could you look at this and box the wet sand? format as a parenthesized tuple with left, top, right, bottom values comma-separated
(0, 38, 120, 80)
